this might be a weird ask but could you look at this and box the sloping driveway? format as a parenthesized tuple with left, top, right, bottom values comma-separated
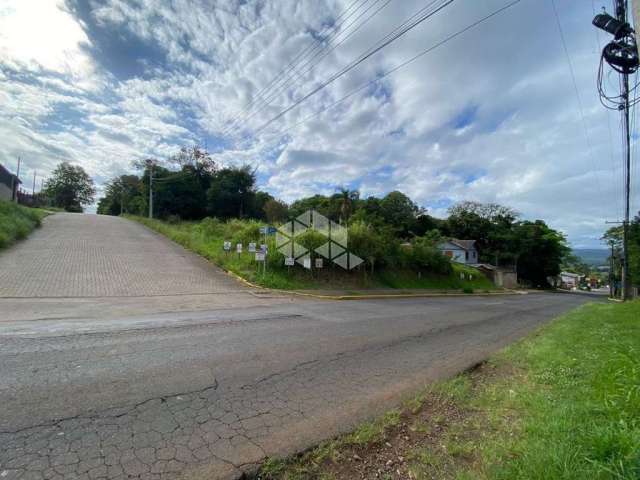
(0, 213, 250, 298)
(0, 214, 293, 322)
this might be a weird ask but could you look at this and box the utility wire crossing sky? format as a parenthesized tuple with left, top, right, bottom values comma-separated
(0, 0, 637, 247)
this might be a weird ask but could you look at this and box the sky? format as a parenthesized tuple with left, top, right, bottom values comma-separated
(0, 0, 638, 248)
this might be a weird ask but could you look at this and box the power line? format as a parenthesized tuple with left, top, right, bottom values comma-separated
(550, 0, 609, 216)
(220, 0, 372, 136)
(222, 0, 394, 138)
(261, 0, 524, 140)
(254, 0, 455, 135)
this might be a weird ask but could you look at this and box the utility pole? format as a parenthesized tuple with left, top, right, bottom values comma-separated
(148, 162, 154, 219)
(32, 170, 36, 196)
(593, 0, 639, 300)
(618, 0, 632, 301)
(609, 240, 615, 298)
(14, 156, 21, 203)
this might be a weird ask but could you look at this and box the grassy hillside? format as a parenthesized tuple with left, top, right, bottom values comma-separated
(128, 215, 495, 291)
(573, 248, 609, 266)
(0, 201, 50, 250)
(260, 300, 640, 479)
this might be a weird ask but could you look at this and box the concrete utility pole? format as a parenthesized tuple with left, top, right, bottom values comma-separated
(618, 0, 632, 301)
(14, 156, 21, 203)
(32, 170, 36, 196)
(148, 162, 154, 219)
(593, 0, 639, 300)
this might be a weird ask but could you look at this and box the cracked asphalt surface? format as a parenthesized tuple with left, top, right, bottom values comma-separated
(0, 214, 596, 479)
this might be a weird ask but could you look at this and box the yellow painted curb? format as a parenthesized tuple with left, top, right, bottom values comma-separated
(222, 268, 525, 300)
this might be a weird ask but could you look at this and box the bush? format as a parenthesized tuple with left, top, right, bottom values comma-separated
(0, 201, 48, 249)
(410, 239, 453, 275)
(463, 287, 474, 294)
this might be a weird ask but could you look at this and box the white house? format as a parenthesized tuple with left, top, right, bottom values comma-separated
(438, 239, 478, 264)
(559, 271, 581, 289)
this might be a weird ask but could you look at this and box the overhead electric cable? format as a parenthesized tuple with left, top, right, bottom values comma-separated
(220, 0, 372, 135)
(254, 0, 455, 135)
(221, 0, 394, 138)
(550, 0, 608, 215)
(261, 0, 523, 140)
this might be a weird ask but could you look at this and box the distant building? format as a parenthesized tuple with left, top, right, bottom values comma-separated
(560, 271, 581, 289)
(0, 163, 20, 201)
(438, 239, 478, 264)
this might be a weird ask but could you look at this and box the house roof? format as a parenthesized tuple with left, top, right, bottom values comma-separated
(449, 239, 476, 251)
(560, 271, 582, 279)
(0, 163, 21, 187)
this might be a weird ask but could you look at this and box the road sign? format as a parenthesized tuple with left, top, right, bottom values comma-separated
(260, 226, 277, 235)
(255, 252, 265, 261)
(315, 258, 323, 268)
(223, 241, 231, 251)
(284, 257, 294, 266)
(248, 242, 256, 253)
(260, 244, 268, 253)
(236, 243, 243, 253)
(303, 257, 311, 270)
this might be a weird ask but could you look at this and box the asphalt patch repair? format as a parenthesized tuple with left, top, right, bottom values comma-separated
(255, 361, 509, 480)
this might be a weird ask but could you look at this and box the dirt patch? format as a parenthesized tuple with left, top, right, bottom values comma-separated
(256, 361, 511, 480)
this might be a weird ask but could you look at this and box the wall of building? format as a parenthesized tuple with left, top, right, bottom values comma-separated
(0, 182, 13, 201)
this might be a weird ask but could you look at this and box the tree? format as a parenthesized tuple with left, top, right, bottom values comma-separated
(206, 166, 256, 218)
(335, 187, 359, 225)
(379, 191, 422, 235)
(445, 201, 520, 265)
(263, 199, 289, 223)
(43, 162, 95, 212)
(511, 220, 570, 287)
(97, 175, 142, 216)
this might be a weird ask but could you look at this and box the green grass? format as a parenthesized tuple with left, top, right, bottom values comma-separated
(465, 300, 640, 479)
(126, 215, 495, 291)
(0, 200, 50, 250)
(256, 301, 640, 479)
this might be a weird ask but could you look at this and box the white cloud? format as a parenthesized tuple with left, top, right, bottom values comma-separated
(0, 0, 632, 247)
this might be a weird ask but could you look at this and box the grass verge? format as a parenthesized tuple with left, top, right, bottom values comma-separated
(256, 300, 640, 479)
(127, 215, 495, 291)
(0, 200, 50, 250)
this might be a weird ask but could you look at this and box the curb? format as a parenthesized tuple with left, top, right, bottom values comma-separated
(222, 269, 526, 300)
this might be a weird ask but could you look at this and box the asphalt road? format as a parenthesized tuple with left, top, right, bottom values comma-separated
(0, 214, 596, 480)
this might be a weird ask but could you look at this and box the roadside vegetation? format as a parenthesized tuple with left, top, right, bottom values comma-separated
(130, 215, 493, 291)
(257, 300, 640, 479)
(100, 144, 575, 288)
(0, 200, 50, 249)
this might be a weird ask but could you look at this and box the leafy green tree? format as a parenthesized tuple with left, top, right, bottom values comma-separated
(206, 166, 256, 218)
(43, 162, 95, 212)
(263, 198, 289, 223)
(379, 191, 422, 235)
(511, 220, 570, 287)
(97, 175, 143, 216)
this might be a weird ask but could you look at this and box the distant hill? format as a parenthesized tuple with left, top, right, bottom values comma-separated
(573, 248, 609, 266)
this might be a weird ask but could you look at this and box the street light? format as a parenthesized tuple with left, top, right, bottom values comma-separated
(592, 13, 633, 38)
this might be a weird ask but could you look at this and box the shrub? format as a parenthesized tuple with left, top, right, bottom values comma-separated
(410, 238, 453, 275)
(0, 201, 48, 249)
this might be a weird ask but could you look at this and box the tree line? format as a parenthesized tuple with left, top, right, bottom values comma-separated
(95, 146, 574, 287)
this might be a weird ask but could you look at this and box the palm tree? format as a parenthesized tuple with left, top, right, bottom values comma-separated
(336, 187, 359, 225)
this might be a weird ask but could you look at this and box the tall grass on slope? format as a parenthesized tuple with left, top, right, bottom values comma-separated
(0, 201, 49, 249)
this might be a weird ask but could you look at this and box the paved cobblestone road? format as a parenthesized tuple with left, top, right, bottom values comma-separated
(0, 214, 597, 480)
(0, 214, 246, 298)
